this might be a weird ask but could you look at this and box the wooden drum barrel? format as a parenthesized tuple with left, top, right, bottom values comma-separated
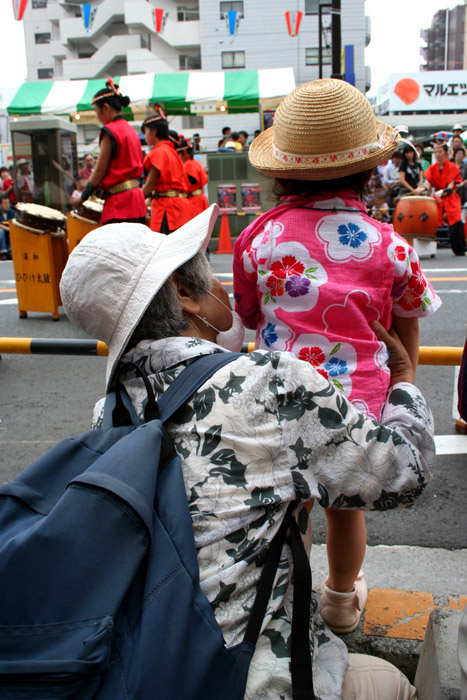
(393, 196, 439, 238)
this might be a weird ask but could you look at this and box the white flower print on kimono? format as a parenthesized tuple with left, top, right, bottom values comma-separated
(314, 197, 382, 262)
(258, 242, 327, 312)
(293, 333, 357, 395)
(242, 219, 285, 275)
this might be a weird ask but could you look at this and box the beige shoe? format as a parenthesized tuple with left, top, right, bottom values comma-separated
(320, 571, 368, 634)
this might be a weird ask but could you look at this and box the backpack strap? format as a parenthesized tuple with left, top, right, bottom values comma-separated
(243, 501, 315, 699)
(157, 352, 242, 423)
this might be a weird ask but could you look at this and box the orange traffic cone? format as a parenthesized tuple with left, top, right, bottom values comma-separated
(216, 212, 233, 254)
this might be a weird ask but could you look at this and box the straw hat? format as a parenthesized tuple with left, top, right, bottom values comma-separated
(249, 79, 402, 180)
(60, 205, 219, 391)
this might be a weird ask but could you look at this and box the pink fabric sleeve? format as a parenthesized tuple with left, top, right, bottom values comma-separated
(233, 227, 262, 330)
(390, 234, 442, 318)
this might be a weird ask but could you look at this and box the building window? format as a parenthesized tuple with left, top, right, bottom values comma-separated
(220, 1, 244, 19)
(177, 6, 200, 21)
(221, 50, 245, 69)
(35, 32, 51, 44)
(179, 54, 201, 70)
(181, 115, 204, 129)
(32, 0, 48, 7)
(305, 47, 331, 65)
(78, 50, 95, 59)
(38, 67, 54, 79)
(305, 0, 330, 15)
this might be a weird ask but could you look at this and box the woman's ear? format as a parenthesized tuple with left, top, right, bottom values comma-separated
(170, 272, 201, 314)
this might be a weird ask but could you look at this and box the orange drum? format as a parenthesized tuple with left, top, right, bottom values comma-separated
(67, 199, 103, 253)
(393, 196, 438, 238)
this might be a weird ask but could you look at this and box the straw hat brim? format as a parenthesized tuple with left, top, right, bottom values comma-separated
(249, 119, 400, 180)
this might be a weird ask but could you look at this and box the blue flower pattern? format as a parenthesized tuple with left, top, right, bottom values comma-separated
(337, 222, 368, 249)
(261, 322, 278, 347)
(324, 357, 348, 376)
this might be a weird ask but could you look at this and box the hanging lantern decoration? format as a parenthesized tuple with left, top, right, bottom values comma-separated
(227, 10, 238, 36)
(82, 4, 93, 34)
(12, 0, 28, 21)
(284, 10, 303, 37)
(154, 8, 168, 34)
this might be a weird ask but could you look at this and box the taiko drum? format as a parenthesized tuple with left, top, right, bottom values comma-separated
(393, 196, 438, 238)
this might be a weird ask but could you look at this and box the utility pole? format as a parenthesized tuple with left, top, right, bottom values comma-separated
(331, 0, 342, 79)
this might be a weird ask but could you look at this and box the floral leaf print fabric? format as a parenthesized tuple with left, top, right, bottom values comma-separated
(233, 191, 442, 421)
(93, 337, 435, 700)
(295, 333, 357, 394)
(313, 197, 381, 262)
(388, 231, 441, 318)
(259, 243, 327, 311)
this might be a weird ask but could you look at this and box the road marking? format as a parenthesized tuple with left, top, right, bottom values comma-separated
(434, 434, 467, 456)
(0, 298, 17, 305)
(215, 273, 233, 278)
(428, 276, 467, 281)
(424, 268, 467, 272)
(436, 289, 467, 294)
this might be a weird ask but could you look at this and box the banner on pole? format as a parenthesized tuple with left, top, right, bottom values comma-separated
(284, 10, 303, 37)
(12, 0, 28, 21)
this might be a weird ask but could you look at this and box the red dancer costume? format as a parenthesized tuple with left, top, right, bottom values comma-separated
(99, 117, 146, 224)
(425, 157, 466, 255)
(184, 157, 208, 217)
(144, 141, 191, 232)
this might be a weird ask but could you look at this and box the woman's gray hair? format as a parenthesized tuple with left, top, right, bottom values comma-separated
(127, 250, 212, 348)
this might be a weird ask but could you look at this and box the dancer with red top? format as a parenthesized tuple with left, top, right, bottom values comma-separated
(80, 79, 146, 225)
(424, 143, 466, 256)
(141, 110, 191, 233)
(178, 137, 209, 217)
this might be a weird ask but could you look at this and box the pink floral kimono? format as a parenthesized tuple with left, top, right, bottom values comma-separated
(233, 191, 441, 419)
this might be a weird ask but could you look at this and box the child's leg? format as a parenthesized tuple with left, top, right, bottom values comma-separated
(320, 508, 368, 633)
(325, 508, 366, 592)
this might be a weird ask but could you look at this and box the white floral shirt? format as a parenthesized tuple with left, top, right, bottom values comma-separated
(93, 337, 435, 700)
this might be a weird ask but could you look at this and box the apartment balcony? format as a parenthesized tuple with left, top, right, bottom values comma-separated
(125, 0, 200, 49)
(60, 0, 125, 45)
(365, 15, 371, 47)
(62, 34, 141, 79)
(49, 39, 67, 58)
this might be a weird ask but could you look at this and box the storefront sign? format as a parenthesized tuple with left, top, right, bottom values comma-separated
(377, 71, 467, 112)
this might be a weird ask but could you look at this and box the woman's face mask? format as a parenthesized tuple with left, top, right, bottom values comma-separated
(194, 290, 245, 352)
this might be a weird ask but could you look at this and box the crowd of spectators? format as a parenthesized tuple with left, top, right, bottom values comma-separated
(363, 125, 467, 222)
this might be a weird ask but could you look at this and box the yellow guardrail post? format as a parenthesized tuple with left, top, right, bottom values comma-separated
(0, 338, 464, 365)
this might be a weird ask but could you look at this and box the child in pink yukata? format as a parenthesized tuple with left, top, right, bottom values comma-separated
(233, 78, 441, 634)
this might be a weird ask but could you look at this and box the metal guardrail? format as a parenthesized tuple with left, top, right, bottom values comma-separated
(0, 338, 464, 366)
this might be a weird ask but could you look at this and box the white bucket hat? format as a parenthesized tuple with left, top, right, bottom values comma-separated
(60, 204, 219, 391)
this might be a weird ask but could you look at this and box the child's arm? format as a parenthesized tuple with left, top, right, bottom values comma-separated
(391, 316, 419, 372)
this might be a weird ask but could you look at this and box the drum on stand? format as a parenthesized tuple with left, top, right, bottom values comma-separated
(393, 195, 438, 258)
(10, 203, 68, 320)
(67, 198, 104, 254)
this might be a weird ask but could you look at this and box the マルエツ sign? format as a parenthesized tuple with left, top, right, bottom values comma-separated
(377, 71, 467, 112)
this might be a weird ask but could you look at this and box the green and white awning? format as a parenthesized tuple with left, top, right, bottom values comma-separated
(7, 68, 295, 117)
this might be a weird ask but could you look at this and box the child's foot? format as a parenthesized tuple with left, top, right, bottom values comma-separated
(319, 571, 367, 634)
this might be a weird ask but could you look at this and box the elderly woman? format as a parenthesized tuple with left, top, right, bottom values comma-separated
(60, 205, 434, 700)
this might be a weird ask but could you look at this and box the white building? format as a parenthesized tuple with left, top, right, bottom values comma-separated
(22, 0, 371, 147)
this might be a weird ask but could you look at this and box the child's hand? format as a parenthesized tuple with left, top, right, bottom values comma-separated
(371, 322, 415, 386)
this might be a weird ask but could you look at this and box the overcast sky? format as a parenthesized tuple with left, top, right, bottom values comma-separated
(0, 0, 463, 98)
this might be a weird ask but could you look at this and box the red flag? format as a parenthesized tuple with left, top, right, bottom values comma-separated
(12, 0, 28, 20)
(284, 10, 303, 37)
(154, 8, 164, 33)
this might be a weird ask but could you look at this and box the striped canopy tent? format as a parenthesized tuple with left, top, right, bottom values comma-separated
(7, 68, 295, 122)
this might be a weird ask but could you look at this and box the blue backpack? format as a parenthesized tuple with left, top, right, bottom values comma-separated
(0, 353, 314, 699)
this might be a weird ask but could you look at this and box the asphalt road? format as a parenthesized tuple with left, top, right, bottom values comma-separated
(0, 245, 466, 549)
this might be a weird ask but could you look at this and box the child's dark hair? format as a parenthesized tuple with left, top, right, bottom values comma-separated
(141, 115, 169, 140)
(177, 137, 193, 158)
(92, 79, 130, 111)
(274, 168, 374, 200)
